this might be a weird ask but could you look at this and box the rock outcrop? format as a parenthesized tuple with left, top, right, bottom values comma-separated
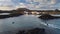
(38, 14, 60, 20)
(16, 28, 45, 34)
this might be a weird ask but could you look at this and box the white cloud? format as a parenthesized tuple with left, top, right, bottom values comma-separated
(0, 0, 16, 10)
(0, 6, 15, 10)
(27, 0, 56, 5)
(25, 0, 57, 10)
(0, 0, 10, 1)
(16, 3, 27, 9)
(51, 0, 56, 4)
(0, 0, 59, 10)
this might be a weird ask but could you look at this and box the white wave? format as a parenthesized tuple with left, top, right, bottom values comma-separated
(40, 22, 60, 29)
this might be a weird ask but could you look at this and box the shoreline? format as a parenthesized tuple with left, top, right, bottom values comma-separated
(38, 14, 60, 20)
(0, 13, 23, 19)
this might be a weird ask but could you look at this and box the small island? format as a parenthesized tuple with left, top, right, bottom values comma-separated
(38, 14, 60, 20)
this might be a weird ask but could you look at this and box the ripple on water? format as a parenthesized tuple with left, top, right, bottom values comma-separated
(0, 15, 60, 34)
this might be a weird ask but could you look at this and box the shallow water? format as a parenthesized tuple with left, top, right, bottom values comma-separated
(0, 15, 60, 34)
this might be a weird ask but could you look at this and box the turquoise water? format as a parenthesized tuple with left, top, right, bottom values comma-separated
(0, 15, 60, 34)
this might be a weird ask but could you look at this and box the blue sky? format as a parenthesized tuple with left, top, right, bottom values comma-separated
(0, 0, 60, 10)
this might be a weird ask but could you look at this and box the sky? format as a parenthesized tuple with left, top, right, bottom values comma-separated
(0, 0, 60, 10)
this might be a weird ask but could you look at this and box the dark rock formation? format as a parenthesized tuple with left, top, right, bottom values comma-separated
(38, 14, 60, 20)
(16, 28, 45, 34)
(0, 13, 23, 19)
(9, 13, 23, 17)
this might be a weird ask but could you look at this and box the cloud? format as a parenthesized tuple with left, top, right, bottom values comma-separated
(0, 0, 59, 10)
(25, 0, 59, 10)
(16, 3, 27, 9)
(0, 6, 15, 10)
(0, 0, 11, 2)
(0, 0, 16, 10)
(51, 0, 56, 4)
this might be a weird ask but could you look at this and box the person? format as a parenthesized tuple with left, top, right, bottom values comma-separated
(47, 24, 48, 26)
(12, 22, 15, 24)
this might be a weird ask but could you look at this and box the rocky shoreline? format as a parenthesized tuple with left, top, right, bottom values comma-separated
(0, 13, 23, 19)
(38, 14, 60, 20)
(16, 28, 45, 34)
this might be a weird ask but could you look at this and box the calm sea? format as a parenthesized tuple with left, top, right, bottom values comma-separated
(0, 15, 60, 34)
